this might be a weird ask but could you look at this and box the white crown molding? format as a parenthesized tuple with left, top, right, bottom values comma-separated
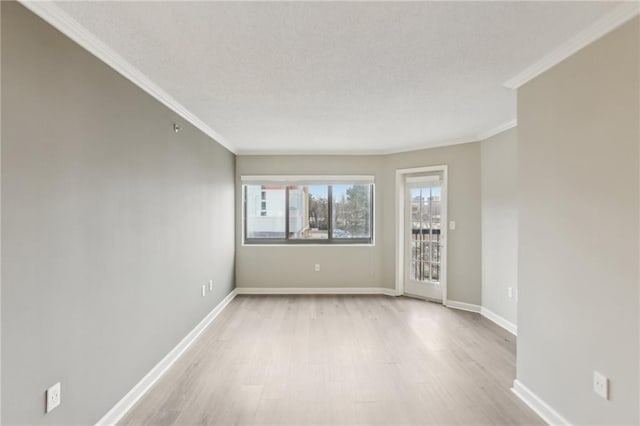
(18, 0, 236, 154)
(95, 289, 238, 425)
(379, 136, 479, 155)
(237, 119, 521, 156)
(476, 119, 517, 141)
(512, 380, 572, 426)
(237, 122, 520, 155)
(236, 287, 398, 296)
(504, 2, 640, 89)
(445, 300, 481, 313)
(480, 307, 517, 336)
(237, 136, 479, 157)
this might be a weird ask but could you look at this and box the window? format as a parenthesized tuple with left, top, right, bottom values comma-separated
(243, 177, 374, 244)
(245, 185, 286, 239)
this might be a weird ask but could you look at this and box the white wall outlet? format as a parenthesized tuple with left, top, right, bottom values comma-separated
(593, 371, 609, 400)
(508, 287, 513, 299)
(449, 220, 456, 230)
(201, 285, 206, 297)
(46, 382, 61, 413)
(209, 280, 213, 291)
(314, 264, 320, 272)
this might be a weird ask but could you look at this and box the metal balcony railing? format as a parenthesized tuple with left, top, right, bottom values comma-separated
(410, 228, 441, 283)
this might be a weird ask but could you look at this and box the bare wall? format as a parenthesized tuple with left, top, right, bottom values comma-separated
(481, 128, 518, 324)
(1, 3, 235, 424)
(517, 17, 639, 424)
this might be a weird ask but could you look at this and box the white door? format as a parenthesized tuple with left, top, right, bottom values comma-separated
(403, 173, 446, 301)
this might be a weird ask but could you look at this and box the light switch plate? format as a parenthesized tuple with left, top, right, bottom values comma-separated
(449, 221, 456, 230)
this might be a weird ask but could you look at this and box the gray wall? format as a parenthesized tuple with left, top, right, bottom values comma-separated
(0, 1, 2, 424)
(1, 3, 235, 425)
(236, 142, 482, 306)
(0, 1, 3, 421)
(236, 155, 385, 289)
(517, 17, 639, 424)
(480, 128, 518, 324)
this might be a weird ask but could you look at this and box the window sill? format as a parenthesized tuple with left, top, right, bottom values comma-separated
(241, 243, 375, 247)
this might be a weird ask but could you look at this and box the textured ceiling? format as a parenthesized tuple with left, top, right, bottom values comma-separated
(55, 1, 622, 154)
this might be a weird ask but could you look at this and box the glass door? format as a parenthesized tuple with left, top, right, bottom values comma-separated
(404, 174, 444, 301)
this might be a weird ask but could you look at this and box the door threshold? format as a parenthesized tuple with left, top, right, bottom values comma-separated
(402, 293, 443, 304)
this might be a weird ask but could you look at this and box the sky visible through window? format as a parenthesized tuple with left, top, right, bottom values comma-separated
(411, 187, 441, 198)
(307, 184, 378, 197)
(332, 184, 348, 200)
(307, 185, 327, 198)
(306, 184, 345, 199)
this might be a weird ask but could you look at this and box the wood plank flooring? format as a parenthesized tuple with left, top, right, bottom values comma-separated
(120, 295, 543, 425)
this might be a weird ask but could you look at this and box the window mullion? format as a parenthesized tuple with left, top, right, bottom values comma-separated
(328, 185, 333, 242)
(370, 184, 374, 240)
(285, 186, 290, 240)
(243, 186, 248, 242)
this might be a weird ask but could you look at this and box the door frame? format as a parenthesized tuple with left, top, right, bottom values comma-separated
(395, 165, 448, 304)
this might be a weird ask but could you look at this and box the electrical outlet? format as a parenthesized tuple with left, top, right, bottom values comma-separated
(46, 382, 61, 413)
(202, 285, 206, 297)
(508, 287, 513, 299)
(209, 280, 213, 291)
(593, 371, 609, 400)
(314, 264, 320, 272)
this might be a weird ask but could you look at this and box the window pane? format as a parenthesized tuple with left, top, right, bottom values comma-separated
(245, 185, 286, 239)
(289, 185, 329, 239)
(331, 184, 371, 239)
(408, 181, 441, 283)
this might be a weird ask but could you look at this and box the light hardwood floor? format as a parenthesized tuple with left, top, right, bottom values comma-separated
(120, 295, 543, 425)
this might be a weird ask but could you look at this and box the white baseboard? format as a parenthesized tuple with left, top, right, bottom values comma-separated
(512, 380, 571, 426)
(446, 302, 518, 335)
(95, 289, 238, 425)
(445, 300, 481, 313)
(235, 287, 398, 296)
(480, 307, 518, 335)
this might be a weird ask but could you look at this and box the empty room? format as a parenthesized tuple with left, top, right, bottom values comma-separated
(1, 1, 639, 425)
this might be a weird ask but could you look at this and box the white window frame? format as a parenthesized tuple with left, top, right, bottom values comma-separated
(241, 175, 375, 246)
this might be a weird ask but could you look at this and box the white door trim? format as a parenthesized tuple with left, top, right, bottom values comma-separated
(395, 165, 448, 304)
